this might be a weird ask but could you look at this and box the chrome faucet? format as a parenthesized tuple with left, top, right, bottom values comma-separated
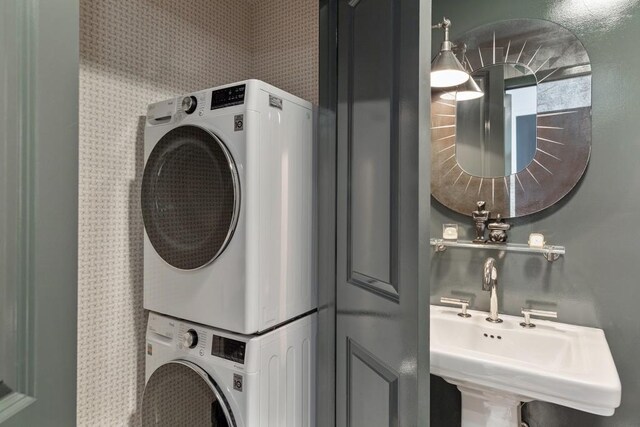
(482, 257, 502, 323)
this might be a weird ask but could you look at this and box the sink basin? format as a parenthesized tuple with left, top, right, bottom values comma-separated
(430, 304, 621, 426)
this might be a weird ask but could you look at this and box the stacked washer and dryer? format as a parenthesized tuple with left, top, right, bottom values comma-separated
(140, 80, 317, 427)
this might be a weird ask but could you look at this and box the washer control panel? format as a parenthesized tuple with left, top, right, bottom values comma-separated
(211, 335, 246, 364)
(181, 96, 197, 114)
(181, 329, 198, 349)
(147, 312, 175, 339)
(148, 313, 248, 363)
(177, 323, 207, 356)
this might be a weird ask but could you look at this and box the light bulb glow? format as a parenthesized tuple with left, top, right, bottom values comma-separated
(440, 90, 484, 101)
(431, 70, 469, 88)
(440, 75, 484, 101)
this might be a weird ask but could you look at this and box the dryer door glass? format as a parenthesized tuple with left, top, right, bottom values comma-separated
(142, 361, 235, 427)
(142, 125, 239, 270)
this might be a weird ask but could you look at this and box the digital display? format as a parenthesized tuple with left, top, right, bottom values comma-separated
(211, 84, 246, 110)
(211, 335, 246, 364)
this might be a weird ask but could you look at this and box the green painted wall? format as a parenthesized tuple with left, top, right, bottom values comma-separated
(430, 1, 640, 426)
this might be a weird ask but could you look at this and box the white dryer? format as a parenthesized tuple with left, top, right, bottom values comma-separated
(142, 80, 316, 334)
(143, 311, 317, 427)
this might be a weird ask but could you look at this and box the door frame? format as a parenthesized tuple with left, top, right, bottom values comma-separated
(418, 1, 432, 423)
(316, 0, 339, 425)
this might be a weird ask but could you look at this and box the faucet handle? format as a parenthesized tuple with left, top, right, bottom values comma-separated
(520, 308, 557, 328)
(440, 297, 471, 318)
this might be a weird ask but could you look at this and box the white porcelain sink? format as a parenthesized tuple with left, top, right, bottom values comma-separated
(430, 304, 621, 427)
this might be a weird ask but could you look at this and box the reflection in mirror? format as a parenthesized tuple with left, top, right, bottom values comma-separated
(456, 64, 537, 177)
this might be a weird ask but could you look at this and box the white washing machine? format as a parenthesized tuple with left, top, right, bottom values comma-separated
(142, 80, 316, 334)
(143, 311, 317, 427)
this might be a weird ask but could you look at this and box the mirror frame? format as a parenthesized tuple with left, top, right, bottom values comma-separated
(431, 19, 592, 218)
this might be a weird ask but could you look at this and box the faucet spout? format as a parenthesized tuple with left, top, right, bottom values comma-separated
(482, 257, 502, 323)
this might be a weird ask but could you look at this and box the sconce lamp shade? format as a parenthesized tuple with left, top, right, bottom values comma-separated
(431, 49, 469, 88)
(440, 76, 484, 101)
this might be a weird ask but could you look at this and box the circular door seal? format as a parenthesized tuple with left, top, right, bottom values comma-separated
(141, 125, 240, 270)
(142, 360, 236, 427)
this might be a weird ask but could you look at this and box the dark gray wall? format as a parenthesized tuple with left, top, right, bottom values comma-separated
(430, 1, 640, 426)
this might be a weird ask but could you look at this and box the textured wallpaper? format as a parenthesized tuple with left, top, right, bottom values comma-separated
(78, 0, 317, 424)
(252, 0, 319, 104)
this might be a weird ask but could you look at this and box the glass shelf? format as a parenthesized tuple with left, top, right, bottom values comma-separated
(430, 238, 565, 262)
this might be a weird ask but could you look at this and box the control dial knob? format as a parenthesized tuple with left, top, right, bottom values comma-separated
(182, 96, 197, 114)
(181, 329, 198, 349)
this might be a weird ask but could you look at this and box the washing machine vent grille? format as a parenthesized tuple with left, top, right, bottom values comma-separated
(142, 125, 239, 270)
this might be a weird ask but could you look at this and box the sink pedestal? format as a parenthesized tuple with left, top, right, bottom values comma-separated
(456, 384, 529, 427)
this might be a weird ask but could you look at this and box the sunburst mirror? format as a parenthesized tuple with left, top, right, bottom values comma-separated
(431, 19, 591, 218)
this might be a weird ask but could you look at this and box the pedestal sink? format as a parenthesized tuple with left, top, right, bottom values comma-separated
(430, 304, 621, 427)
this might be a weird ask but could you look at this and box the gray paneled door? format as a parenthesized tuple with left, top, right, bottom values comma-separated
(335, 0, 429, 425)
(1, 0, 78, 425)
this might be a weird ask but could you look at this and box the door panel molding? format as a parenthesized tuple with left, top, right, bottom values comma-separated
(346, 0, 400, 303)
(348, 271, 398, 302)
(346, 338, 399, 427)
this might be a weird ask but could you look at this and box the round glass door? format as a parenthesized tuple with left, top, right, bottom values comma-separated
(142, 125, 239, 270)
(142, 361, 234, 427)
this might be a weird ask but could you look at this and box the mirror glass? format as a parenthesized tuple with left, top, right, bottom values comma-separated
(430, 18, 592, 218)
(456, 64, 537, 177)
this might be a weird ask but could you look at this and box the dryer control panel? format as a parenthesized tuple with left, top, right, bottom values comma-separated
(210, 84, 246, 110)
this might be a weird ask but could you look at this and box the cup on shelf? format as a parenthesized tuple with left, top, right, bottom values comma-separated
(443, 224, 459, 241)
(528, 233, 545, 248)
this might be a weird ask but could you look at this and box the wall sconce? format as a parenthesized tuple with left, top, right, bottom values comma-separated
(440, 76, 484, 101)
(438, 43, 484, 101)
(431, 17, 469, 88)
